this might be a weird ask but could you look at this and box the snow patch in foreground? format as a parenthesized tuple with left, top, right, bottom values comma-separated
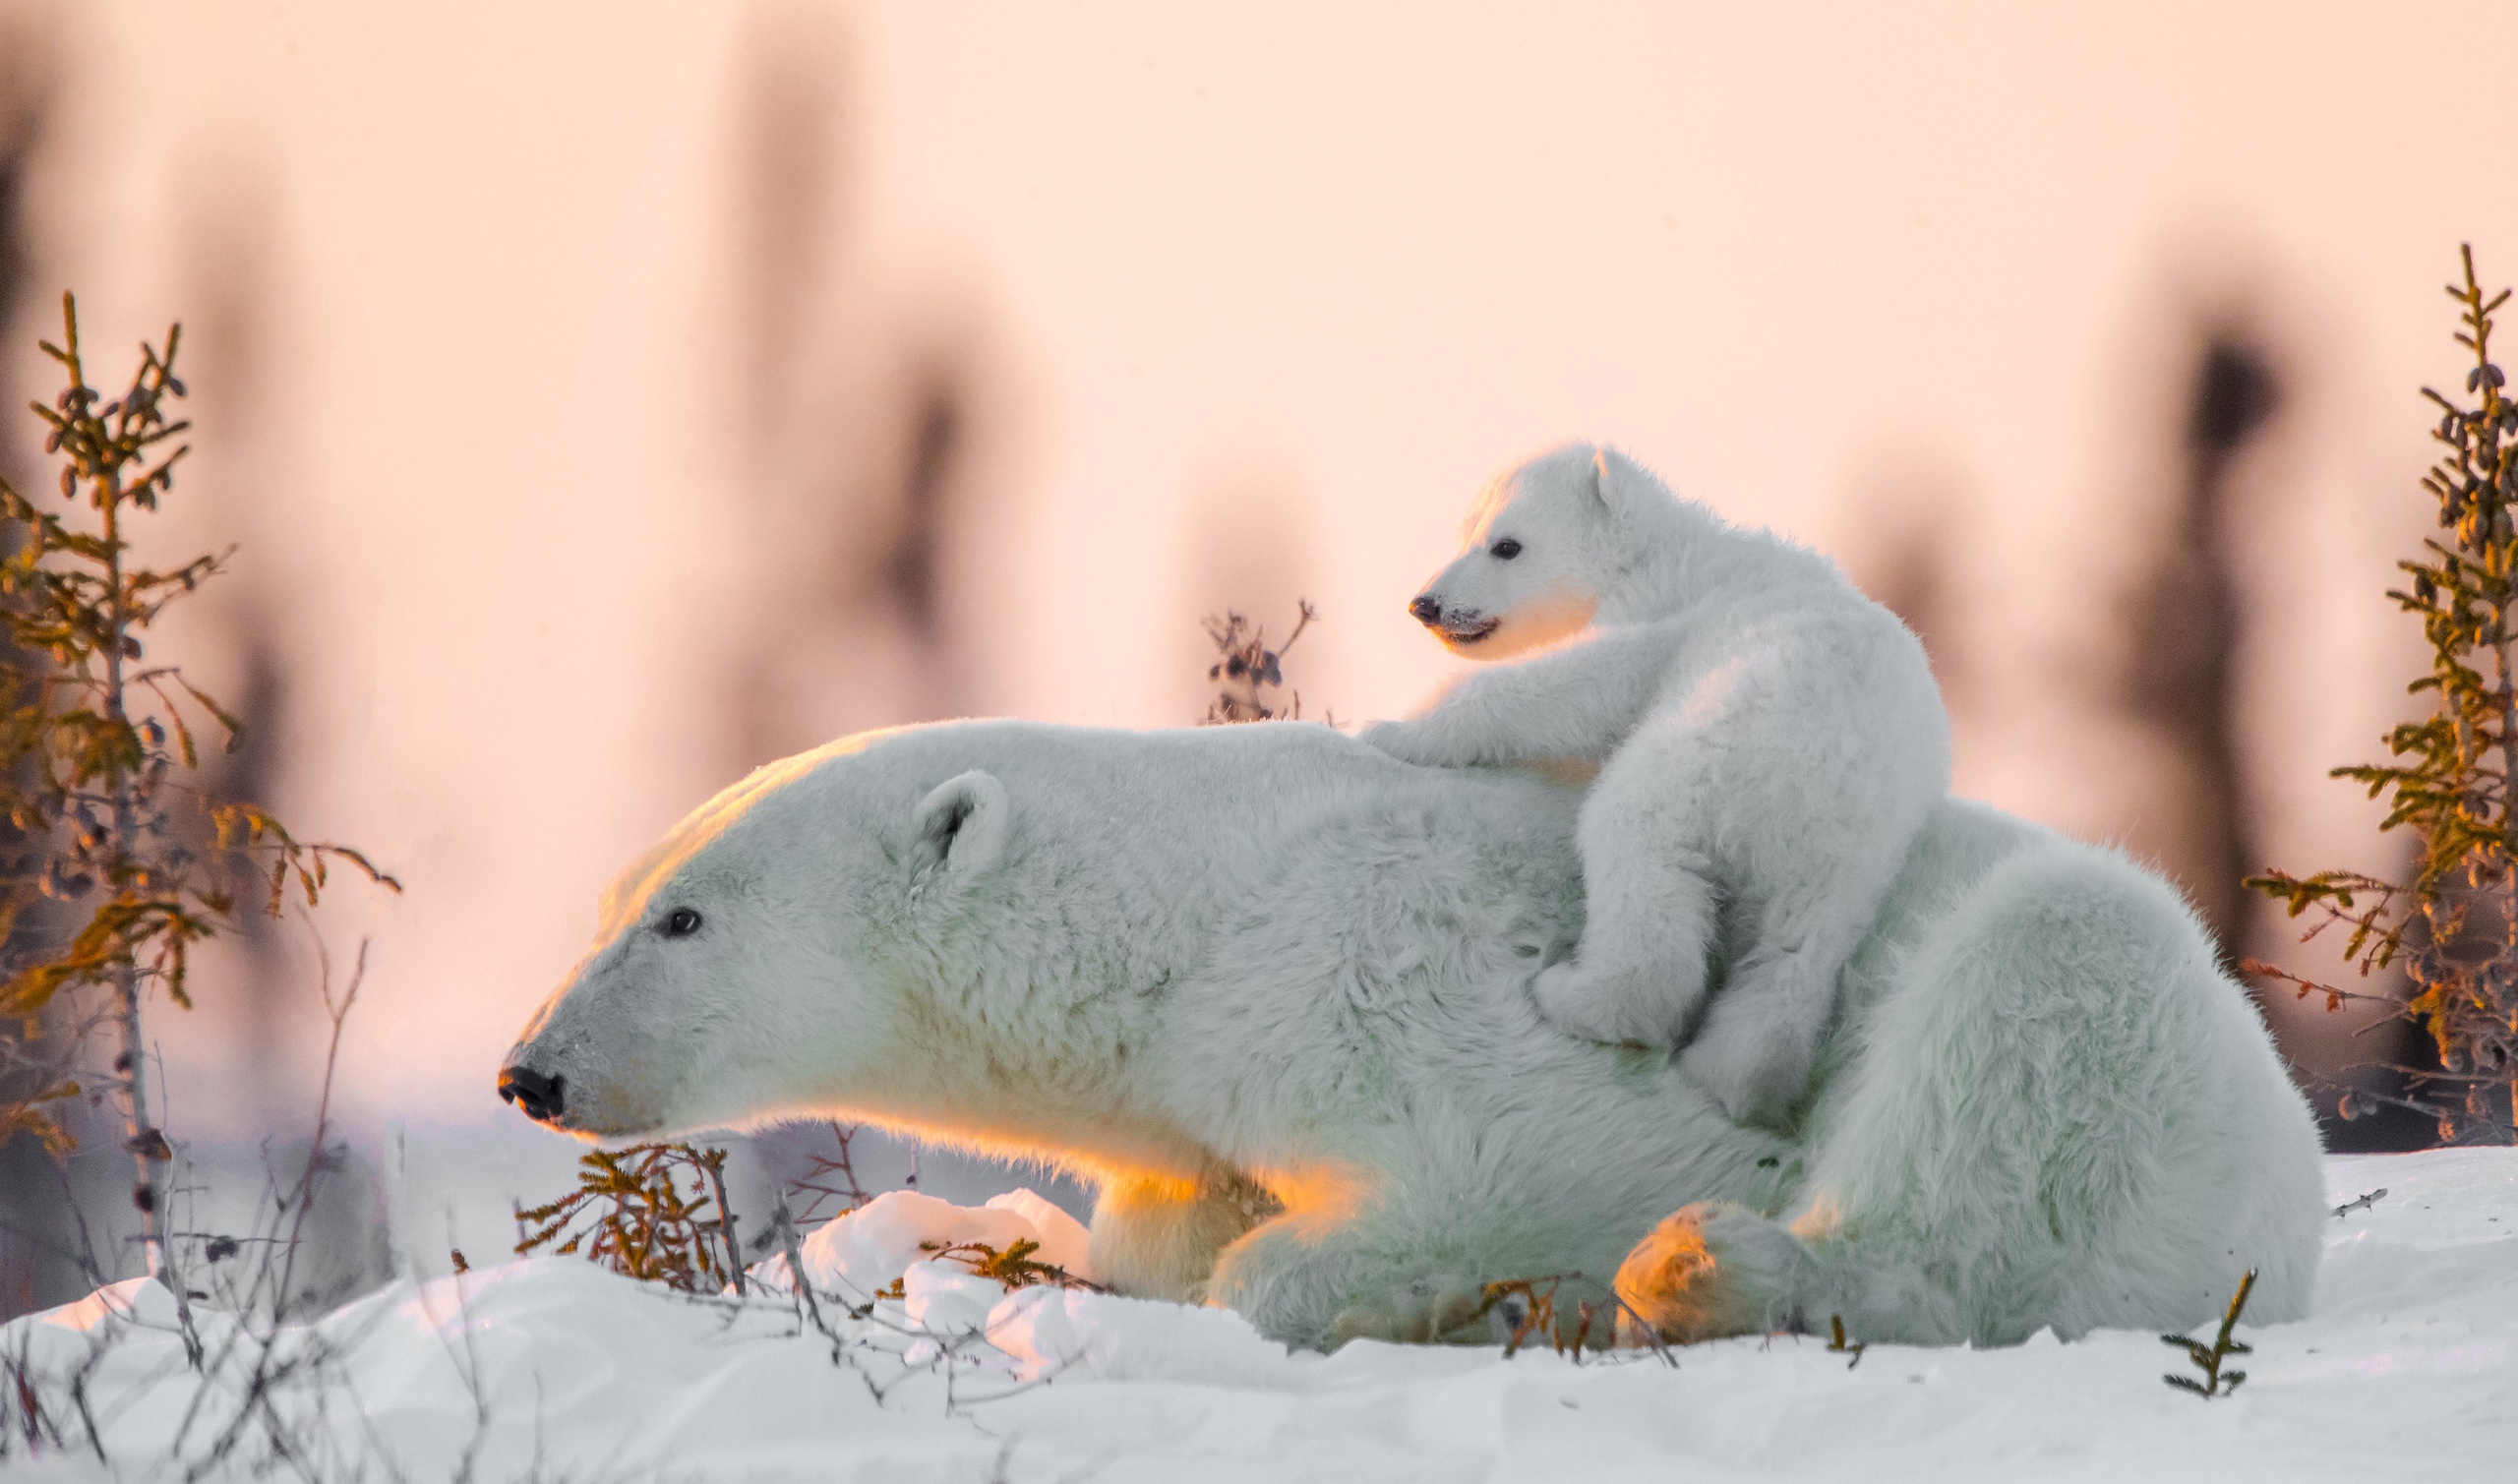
(6, 1154, 2513, 1482)
(749, 1186, 1095, 1300)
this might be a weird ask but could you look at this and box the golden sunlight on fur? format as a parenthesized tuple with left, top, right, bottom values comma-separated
(1438, 590, 1598, 658)
(1613, 1204, 1772, 1345)
(595, 729, 914, 938)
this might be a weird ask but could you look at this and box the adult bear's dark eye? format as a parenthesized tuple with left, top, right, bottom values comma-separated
(662, 907, 703, 938)
(1491, 538, 1523, 560)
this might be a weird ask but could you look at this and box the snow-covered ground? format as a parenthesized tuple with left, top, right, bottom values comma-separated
(7, 1151, 2510, 1481)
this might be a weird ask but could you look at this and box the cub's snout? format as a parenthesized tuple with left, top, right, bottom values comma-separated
(1409, 591, 1500, 646)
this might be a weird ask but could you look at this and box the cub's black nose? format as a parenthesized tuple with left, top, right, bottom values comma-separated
(499, 1065, 566, 1123)
(1408, 594, 1442, 625)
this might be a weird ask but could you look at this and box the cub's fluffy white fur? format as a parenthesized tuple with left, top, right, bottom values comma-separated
(1362, 445, 1952, 1124)
(504, 720, 2322, 1353)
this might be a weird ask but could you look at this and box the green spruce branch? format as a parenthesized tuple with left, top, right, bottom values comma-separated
(2162, 1269, 2256, 1398)
(917, 1236, 1106, 1293)
(2247, 246, 2518, 1141)
(512, 1142, 746, 1294)
(0, 293, 398, 1273)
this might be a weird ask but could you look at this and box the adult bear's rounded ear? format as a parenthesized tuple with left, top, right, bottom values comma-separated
(908, 770, 1009, 885)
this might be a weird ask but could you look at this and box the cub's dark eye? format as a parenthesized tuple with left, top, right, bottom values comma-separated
(1491, 538, 1523, 560)
(661, 908, 703, 938)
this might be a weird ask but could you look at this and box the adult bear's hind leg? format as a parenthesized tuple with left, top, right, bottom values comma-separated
(1201, 1207, 1387, 1350)
(1613, 1201, 1819, 1343)
(1769, 841, 2325, 1347)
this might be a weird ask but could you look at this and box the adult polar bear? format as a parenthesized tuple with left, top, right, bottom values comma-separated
(500, 719, 2325, 1350)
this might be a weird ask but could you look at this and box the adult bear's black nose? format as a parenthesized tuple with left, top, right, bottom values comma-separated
(499, 1065, 566, 1123)
(1408, 594, 1442, 625)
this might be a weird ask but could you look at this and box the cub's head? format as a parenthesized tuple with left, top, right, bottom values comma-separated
(498, 733, 1010, 1141)
(1407, 444, 1662, 659)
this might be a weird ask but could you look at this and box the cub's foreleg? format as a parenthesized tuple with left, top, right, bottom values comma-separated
(1676, 621, 1949, 1123)
(1359, 621, 1679, 769)
(1531, 724, 1722, 1045)
(1676, 841, 1905, 1126)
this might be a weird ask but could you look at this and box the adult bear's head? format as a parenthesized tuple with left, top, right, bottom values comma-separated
(498, 729, 1012, 1141)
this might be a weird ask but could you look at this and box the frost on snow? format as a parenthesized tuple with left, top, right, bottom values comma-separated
(6, 1152, 2512, 1481)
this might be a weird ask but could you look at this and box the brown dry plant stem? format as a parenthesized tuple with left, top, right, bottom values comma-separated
(270, 934, 365, 1315)
(1202, 601, 1315, 724)
(1475, 1276, 1604, 1361)
(2248, 246, 2518, 1142)
(766, 1190, 852, 1366)
(1826, 1314, 1865, 1370)
(784, 1119, 877, 1229)
(0, 294, 397, 1280)
(5, 929, 401, 1473)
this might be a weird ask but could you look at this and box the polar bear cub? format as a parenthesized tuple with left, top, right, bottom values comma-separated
(1361, 444, 1950, 1124)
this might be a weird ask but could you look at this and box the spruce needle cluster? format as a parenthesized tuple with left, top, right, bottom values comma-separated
(2248, 246, 2518, 1142)
(0, 294, 396, 1272)
(512, 1142, 747, 1294)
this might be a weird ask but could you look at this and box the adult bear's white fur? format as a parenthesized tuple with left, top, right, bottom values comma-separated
(1363, 445, 1951, 1125)
(504, 721, 2322, 1351)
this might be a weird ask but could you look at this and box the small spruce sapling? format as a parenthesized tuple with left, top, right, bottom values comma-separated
(0, 294, 397, 1279)
(512, 1143, 747, 1295)
(916, 1237, 1105, 1293)
(525, 1123, 889, 1299)
(2247, 246, 2518, 1143)
(2162, 1269, 2256, 1398)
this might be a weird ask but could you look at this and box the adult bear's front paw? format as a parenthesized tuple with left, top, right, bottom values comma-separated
(1327, 1275, 1491, 1347)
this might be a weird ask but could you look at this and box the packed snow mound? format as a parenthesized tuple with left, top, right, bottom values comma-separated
(749, 1186, 1097, 1300)
(7, 1155, 2511, 1481)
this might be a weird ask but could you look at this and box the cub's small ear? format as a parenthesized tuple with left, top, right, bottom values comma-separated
(1589, 446, 1625, 511)
(909, 770, 1010, 885)
(1589, 445, 1664, 517)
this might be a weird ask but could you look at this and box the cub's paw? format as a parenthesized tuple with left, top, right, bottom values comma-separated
(1327, 1275, 1490, 1347)
(1521, 754, 1602, 789)
(1356, 719, 1450, 766)
(1613, 1204, 1813, 1346)
(1676, 1010, 1817, 1128)
(1532, 961, 1676, 1046)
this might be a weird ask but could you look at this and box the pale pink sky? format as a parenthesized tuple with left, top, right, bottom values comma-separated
(9, 1, 2512, 1124)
